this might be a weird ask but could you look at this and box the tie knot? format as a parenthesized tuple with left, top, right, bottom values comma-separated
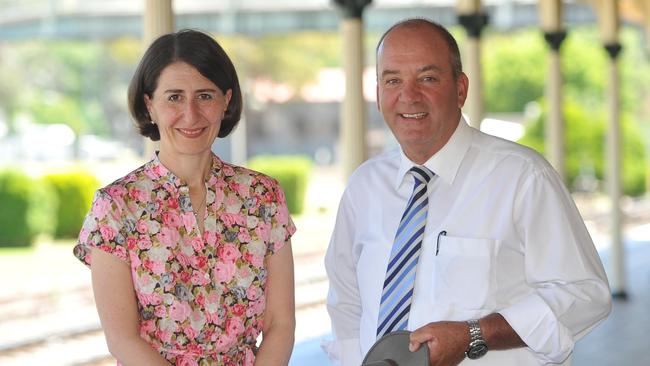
(409, 166, 434, 184)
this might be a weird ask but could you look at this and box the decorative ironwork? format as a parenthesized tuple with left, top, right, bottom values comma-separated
(332, 0, 372, 19)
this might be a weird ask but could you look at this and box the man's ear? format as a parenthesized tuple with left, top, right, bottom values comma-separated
(376, 84, 381, 112)
(457, 73, 469, 108)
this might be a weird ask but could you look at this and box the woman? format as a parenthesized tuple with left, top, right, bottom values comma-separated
(74, 29, 296, 365)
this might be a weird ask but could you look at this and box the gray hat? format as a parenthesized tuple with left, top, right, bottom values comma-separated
(361, 331, 429, 366)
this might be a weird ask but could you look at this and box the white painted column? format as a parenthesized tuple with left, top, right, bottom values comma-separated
(465, 37, 483, 129)
(222, 0, 247, 166)
(144, 0, 173, 46)
(636, 0, 650, 193)
(143, 0, 173, 158)
(230, 114, 247, 166)
(457, 0, 487, 129)
(595, 0, 626, 299)
(636, 0, 650, 54)
(605, 42, 625, 299)
(540, 0, 567, 183)
(334, 1, 370, 180)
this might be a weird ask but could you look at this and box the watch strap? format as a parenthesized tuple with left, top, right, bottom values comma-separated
(467, 319, 483, 343)
(465, 319, 488, 360)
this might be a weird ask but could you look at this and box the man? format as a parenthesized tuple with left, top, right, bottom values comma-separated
(324, 18, 611, 365)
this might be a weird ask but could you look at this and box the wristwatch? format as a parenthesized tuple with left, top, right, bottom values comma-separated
(465, 319, 488, 360)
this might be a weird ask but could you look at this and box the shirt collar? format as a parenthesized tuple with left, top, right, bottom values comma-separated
(394, 115, 473, 189)
(146, 151, 224, 188)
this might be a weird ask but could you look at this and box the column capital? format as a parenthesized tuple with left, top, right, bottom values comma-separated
(333, 0, 372, 19)
(604, 42, 623, 60)
(458, 12, 489, 38)
(543, 31, 567, 51)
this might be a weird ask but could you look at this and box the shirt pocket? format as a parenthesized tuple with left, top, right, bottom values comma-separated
(433, 235, 498, 310)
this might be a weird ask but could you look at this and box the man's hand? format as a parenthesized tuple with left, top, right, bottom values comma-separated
(408, 321, 469, 366)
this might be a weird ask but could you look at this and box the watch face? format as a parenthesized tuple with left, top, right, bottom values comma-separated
(467, 342, 488, 360)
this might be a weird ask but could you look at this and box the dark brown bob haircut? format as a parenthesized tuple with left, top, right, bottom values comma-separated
(128, 29, 242, 140)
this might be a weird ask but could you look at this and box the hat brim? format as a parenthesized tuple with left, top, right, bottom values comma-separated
(361, 331, 429, 366)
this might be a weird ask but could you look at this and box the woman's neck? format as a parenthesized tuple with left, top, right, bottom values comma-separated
(158, 149, 212, 187)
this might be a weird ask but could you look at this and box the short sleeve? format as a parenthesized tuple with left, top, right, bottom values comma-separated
(265, 180, 296, 256)
(73, 189, 130, 267)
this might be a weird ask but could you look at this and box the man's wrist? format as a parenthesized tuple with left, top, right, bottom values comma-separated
(465, 319, 488, 360)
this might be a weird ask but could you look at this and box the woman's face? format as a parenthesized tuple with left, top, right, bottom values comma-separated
(145, 61, 232, 158)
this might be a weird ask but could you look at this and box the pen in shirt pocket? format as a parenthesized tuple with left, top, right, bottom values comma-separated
(436, 230, 447, 256)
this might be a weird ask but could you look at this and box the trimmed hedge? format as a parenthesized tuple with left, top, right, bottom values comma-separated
(518, 100, 647, 196)
(0, 170, 56, 247)
(247, 155, 313, 215)
(42, 170, 99, 238)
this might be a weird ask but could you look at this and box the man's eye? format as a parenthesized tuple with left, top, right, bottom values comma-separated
(167, 94, 181, 102)
(421, 76, 436, 82)
(385, 79, 400, 85)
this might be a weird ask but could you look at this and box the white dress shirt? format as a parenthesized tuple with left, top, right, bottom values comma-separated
(324, 118, 611, 365)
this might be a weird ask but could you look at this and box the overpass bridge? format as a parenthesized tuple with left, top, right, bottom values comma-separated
(0, 0, 598, 40)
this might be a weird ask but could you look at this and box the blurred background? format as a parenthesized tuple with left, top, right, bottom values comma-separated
(0, 0, 649, 365)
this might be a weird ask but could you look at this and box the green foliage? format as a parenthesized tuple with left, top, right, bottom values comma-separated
(482, 27, 650, 117)
(107, 37, 143, 66)
(621, 117, 648, 196)
(0, 170, 56, 247)
(0, 38, 137, 136)
(42, 170, 100, 239)
(220, 32, 342, 96)
(219, 35, 267, 82)
(560, 29, 606, 108)
(617, 29, 650, 119)
(518, 100, 646, 196)
(486, 26, 649, 196)
(13, 41, 109, 134)
(17, 90, 85, 132)
(483, 30, 546, 113)
(247, 155, 313, 215)
(257, 32, 342, 91)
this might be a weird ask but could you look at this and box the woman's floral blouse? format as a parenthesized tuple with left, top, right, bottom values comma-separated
(74, 153, 296, 366)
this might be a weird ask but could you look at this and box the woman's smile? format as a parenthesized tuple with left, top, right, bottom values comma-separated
(177, 127, 207, 138)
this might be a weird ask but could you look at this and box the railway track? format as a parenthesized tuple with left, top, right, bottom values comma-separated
(0, 250, 330, 365)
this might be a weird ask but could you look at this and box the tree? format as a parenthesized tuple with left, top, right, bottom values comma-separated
(483, 27, 649, 196)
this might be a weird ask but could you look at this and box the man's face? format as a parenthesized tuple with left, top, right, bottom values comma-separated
(376, 25, 468, 163)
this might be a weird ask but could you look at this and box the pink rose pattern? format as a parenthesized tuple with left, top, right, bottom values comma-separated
(73, 154, 296, 365)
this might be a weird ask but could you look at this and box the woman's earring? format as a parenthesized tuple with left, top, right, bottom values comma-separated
(150, 120, 156, 125)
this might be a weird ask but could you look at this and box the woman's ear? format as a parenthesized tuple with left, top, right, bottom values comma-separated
(221, 89, 233, 120)
(225, 89, 233, 109)
(144, 94, 154, 120)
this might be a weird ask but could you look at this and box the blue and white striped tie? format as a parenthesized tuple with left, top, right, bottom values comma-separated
(377, 166, 434, 338)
